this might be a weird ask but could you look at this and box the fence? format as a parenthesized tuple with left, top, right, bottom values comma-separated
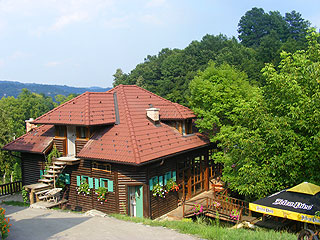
(0, 180, 23, 196)
(183, 195, 250, 223)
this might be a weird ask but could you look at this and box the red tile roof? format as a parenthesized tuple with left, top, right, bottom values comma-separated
(33, 92, 115, 126)
(77, 85, 209, 164)
(3, 125, 54, 153)
(4, 85, 209, 164)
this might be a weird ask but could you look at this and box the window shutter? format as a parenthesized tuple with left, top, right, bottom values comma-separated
(172, 171, 176, 181)
(108, 180, 114, 192)
(159, 176, 163, 186)
(76, 176, 81, 186)
(164, 172, 171, 185)
(95, 178, 100, 189)
(88, 177, 94, 188)
(65, 173, 70, 184)
(149, 179, 153, 190)
(40, 170, 43, 178)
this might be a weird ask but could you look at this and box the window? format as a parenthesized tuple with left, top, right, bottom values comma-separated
(92, 162, 111, 173)
(185, 119, 193, 134)
(76, 126, 89, 139)
(99, 178, 114, 192)
(55, 126, 66, 138)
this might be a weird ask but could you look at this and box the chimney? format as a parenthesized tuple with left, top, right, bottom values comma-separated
(25, 118, 36, 132)
(146, 107, 160, 124)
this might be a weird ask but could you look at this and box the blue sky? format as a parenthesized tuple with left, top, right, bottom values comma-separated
(0, 0, 319, 88)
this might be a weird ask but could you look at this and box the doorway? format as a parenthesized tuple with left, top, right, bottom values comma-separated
(128, 185, 143, 218)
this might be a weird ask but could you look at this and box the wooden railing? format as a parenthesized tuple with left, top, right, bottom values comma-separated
(0, 181, 23, 196)
(183, 195, 250, 223)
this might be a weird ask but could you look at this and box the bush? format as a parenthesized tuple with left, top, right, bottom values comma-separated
(0, 207, 11, 239)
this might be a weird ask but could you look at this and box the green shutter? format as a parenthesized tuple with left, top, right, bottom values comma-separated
(88, 177, 94, 188)
(172, 171, 176, 181)
(108, 180, 114, 192)
(159, 176, 163, 186)
(95, 178, 100, 189)
(164, 172, 171, 185)
(65, 174, 70, 184)
(76, 176, 81, 186)
(40, 170, 43, 178)
(100, 178, 108, 188)
(149, 179, 153, 190)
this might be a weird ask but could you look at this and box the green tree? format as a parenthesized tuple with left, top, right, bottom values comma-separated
(190, 31, 320, 199)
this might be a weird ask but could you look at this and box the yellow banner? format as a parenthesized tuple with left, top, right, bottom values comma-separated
(249, 203, 320, 225)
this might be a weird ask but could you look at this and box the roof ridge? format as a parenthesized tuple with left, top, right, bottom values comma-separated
(33, 92, 88, 123)
(120, 85, 142, 164)
(128, 85, 194, 118)
(85, 92, 90, 125)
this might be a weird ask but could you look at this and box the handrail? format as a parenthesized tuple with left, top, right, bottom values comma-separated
(182, 194, 250, 221)
(0, 180, 23, 196)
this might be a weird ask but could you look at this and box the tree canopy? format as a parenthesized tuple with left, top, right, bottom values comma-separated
(189, 31, 320, 199)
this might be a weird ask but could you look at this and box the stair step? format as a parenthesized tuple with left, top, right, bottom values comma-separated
(54, 161, 66, 166)
(41, 174, 57, 179)
(50, 166, 63, 170)
(39, 179, 54, 183)
(47, 170, 61, 174)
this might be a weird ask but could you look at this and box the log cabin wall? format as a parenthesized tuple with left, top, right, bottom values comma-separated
(21, 153, 46, 185)
(53, 138, 66, 156)
(116, 164, 148, 217)
(75, 139, 88, 155)
(148, 156, 179, 219)
(67, 159, 117, 213)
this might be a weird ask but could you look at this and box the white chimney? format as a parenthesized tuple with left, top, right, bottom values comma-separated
(25, 118, 36, 132)
(146, 107, 160, 122)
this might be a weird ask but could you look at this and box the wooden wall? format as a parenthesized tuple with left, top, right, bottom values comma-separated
(148, 155, 179, 219)
(21, 153, 45, 185)
(67, 160, 118, 214)
(117, 165, 148, 217)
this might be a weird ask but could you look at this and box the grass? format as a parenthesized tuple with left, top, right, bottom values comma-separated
(0, 199, 298, 239)
(1, 200, 30, 207)
(110, 214, 297, 240)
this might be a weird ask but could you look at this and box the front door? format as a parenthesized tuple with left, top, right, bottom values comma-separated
(128, 186, 143, 218)
(67, 126, 76, 157)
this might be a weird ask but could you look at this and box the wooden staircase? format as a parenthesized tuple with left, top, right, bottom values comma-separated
(39, 160, 67, 186)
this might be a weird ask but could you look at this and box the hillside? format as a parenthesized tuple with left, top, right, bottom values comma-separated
(0, 81, 111, 98)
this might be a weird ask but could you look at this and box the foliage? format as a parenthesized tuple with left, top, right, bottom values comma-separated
(152, 183, 167, 198)
(230, 209, 240, 221)
(12, 162, 21, 182)
(165, 179, 180, 192)
(95, 187, 108, 204)
(190, 31, 320, 200)
(193, 203, 204, 215)
(0, 207, 11, 239)
(21, 188, 29, 203)
(76, 180, 91, 196)
(46, 145, 61, 171)
(238, 8, 310, 48)
(111, 213, 297, 240)
(2, 201, 29, 207)
(0, 89, 56, 182)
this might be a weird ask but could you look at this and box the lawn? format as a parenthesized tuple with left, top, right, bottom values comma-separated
(111, 214, 297, 240)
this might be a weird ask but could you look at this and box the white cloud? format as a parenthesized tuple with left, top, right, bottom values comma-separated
(104, 16, 130, 29)
(146, 0, 166, 8)
(44, 61, 63, 67)
(9, 51, 28, 60)
(51, 12, 89, 31)
(140, 14, 163, 26)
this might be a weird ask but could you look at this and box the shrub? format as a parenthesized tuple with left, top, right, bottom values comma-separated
(0, 207, 11, 239)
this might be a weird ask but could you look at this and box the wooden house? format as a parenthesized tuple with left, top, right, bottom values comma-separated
(3, 85, 222, 219)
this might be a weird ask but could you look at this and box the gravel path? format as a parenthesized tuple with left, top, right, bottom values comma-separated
(1, 204, 199, 240)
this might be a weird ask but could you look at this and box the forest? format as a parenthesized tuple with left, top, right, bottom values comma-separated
(1, 7, 319, 200)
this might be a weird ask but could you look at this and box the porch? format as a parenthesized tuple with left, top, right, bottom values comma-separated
(158, 189, 255, 224)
